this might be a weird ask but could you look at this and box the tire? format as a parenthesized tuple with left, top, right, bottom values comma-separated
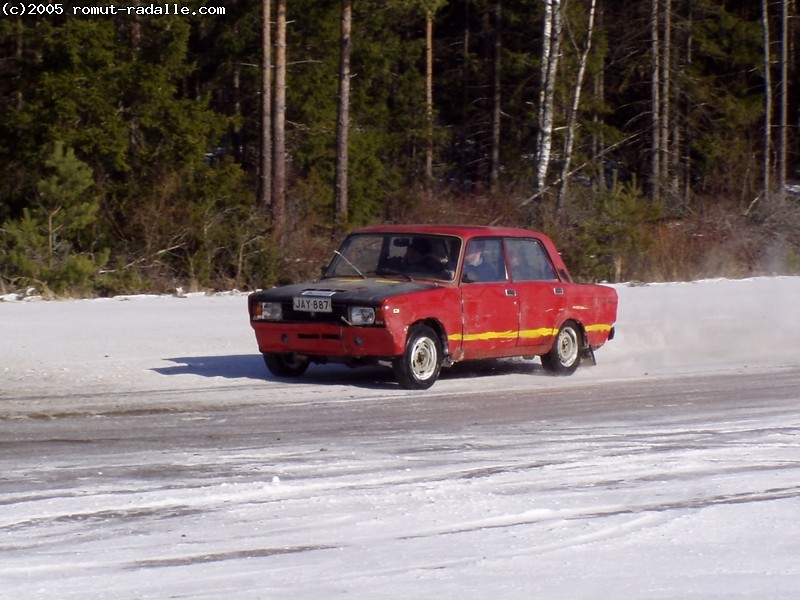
(263, 352, 310, 378)
(392, 324, 443, 390)
(540, 321, 582, 375)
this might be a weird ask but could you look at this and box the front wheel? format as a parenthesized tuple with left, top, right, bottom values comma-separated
(263, 352, 310, 378)
(392, 324, 443, 390)
(541, 321, 582, 375)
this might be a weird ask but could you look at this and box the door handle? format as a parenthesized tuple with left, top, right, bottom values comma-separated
(553, 287, 564, 295)
(505, 289, 516, 297)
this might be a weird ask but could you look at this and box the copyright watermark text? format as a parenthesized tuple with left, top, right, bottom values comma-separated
(3, 3, 226, 16)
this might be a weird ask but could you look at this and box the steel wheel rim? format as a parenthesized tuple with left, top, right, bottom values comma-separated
(557, 328, 579, 366)
(410, 337, 437, 380)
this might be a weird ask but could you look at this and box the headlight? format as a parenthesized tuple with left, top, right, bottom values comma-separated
(348, 306, 376, 326)
(254, 301, 283, 321)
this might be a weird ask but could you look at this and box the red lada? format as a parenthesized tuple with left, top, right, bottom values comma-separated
(248, 225, 618, 389)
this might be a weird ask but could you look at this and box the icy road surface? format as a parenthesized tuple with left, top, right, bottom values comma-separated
(1, 277, 800, 599)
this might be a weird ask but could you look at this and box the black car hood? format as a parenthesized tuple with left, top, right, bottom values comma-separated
(251, 278, 440, 305)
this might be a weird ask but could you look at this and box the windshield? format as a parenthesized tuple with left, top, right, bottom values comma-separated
(326, 233, 461, 282)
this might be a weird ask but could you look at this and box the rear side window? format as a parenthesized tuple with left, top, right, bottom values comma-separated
(506, 238, 557, 281)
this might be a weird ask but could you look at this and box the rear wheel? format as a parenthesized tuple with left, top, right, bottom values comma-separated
(392, 324, 442, 390)
(263, 352, 310, 378)
(541, 321, 582, 375)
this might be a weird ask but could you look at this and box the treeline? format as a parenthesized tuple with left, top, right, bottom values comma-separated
(1, 0, 798, 296)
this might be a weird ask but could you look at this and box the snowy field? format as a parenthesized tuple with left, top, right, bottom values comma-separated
(1, 277, 800, 599)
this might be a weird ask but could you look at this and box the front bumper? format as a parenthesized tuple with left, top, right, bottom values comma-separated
(250, 321, 403, 359)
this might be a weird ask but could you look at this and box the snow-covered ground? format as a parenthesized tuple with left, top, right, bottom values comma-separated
(1, 277, 800, 599)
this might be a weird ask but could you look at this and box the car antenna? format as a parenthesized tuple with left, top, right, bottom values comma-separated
(333, 250, 366, 278)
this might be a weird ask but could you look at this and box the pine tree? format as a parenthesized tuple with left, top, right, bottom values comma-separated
(1, 143, 108, 295)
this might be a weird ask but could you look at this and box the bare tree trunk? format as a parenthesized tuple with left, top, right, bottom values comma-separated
(273, 0, 287, 241)
(591, 1, 605, 191)
(489, 0, 502, 193)
(232, 64, 243, 165)
(558, 0, 597, 211)
(425, 9, 434, 189)
(534, 0, 562, 195)
(14, 18, 23, 109)
(681, 0, 693, 204)
(334, 0, 352, 234)
(422, 1, 447, 192)
(762, 0, 772, 204)
(650, 0, 661, 203)
(778, 0, 788, 201)
(661, 0, 672, 203)
(257, 0, 272, 213)
(128, 0, 142, 154)
(130, 0, 141, 58)
(459, 0, 470, 185)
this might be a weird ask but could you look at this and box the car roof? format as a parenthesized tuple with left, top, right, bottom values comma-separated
(352, 224, 548, 241)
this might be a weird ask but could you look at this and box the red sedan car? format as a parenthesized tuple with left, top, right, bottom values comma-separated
(248, 225, 618, 389)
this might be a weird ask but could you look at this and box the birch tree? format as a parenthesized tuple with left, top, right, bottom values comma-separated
(590, 2, 605, 189)
(534, 0, 563, 195)
(557, 0, 597, 211)
(761, 0, 791, 204)
(334, 0, 352, 233)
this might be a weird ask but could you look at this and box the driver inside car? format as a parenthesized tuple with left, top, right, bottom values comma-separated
(404, 238, 449, 276)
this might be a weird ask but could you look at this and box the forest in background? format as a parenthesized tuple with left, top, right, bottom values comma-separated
(1, 0, 799, 297)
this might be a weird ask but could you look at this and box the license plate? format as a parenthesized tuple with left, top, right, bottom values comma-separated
(293, 296, 332, 313)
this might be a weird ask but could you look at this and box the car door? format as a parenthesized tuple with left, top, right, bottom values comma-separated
(505, 238, 565, 352)
(457, 238, 520, 359)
